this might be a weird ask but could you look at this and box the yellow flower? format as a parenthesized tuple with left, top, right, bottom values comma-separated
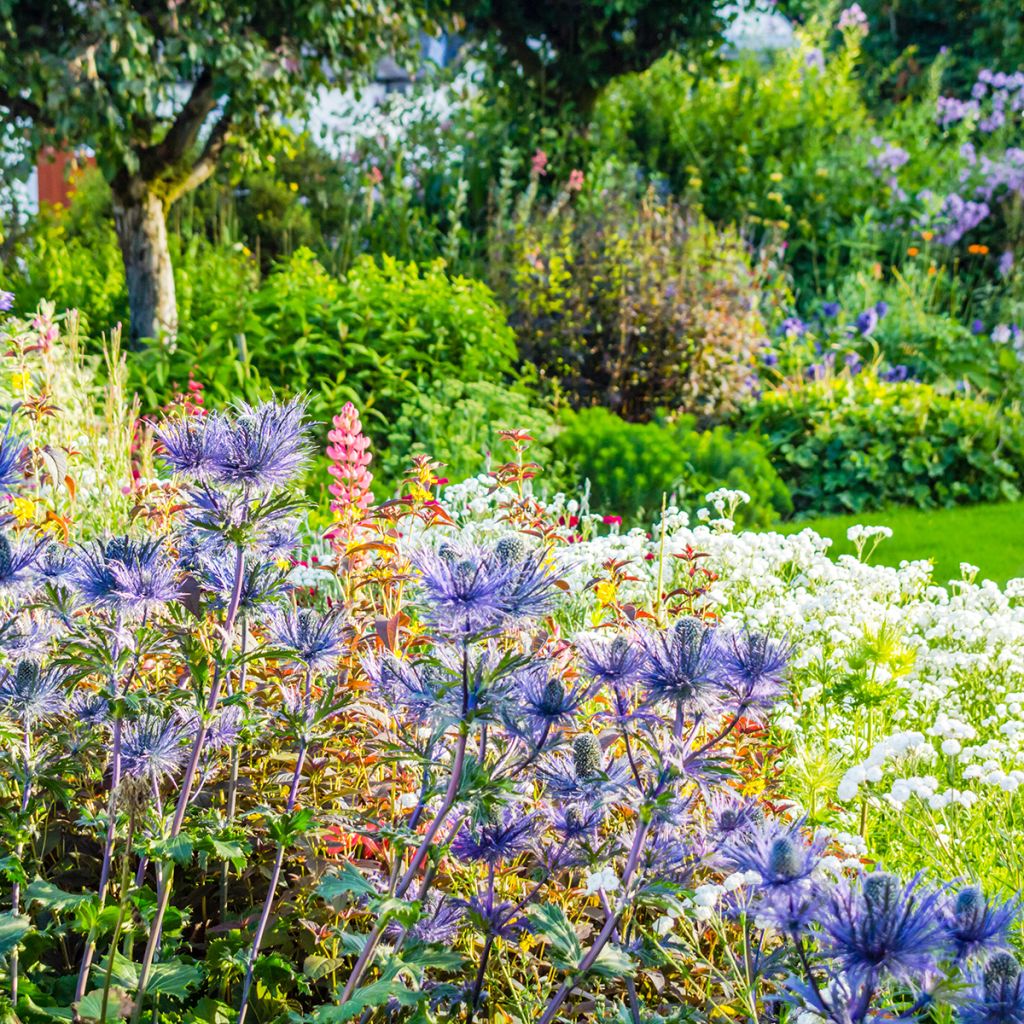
(11, 497, 35, 527)
(741, 776, 766, 797)
(594, 580, 617, 606)
(289, 182, 299, 192)
(815, 167, 829, 177)
(10, 371, 30, 392)
(275, 557, 291, 570)
(688, 177, 703, 189)
(767, 191, 783, 203)
(769, 172, 784, 182)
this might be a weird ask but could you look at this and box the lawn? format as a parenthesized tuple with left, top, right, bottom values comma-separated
(775, 501, 1024, 585)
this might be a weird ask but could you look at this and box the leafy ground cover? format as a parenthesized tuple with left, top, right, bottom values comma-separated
(776, 501, 1024, 586)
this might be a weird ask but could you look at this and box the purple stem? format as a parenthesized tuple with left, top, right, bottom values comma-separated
(130, 544, 246, 1024)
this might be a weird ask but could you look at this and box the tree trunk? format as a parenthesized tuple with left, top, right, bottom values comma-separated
(111, 179, 177, 347)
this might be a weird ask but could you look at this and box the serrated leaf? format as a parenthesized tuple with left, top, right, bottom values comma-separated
(149, 958, 202, 999)
(149, 833, 194, 867)
(0, 912, 30, 956)
(318, 863, 375, 903)
(303, 953, 346, 981)
(25, 877, 92, 912)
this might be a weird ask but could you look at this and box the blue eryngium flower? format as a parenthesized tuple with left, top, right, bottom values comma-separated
(638, 617, 725, 712)
(0, 531, 41, 593)
(721, 819, 827, 897)
(960, 952, 1024, 1024)
(822, 871, 949, 987)
(509, 664, 591, 738)
(452, 809, 537, 866)
(943, 885, 1018, 961)
(575, 633, 646, 688)
(73, 537, 175, 610)
(718, 630, 789, 715)
(0, 418, 25, 494)
(197, 555, 290, 613)
(0, 660, 68, 724)
(215, 398, 311, 491)
(120, 715, 188, 782)
(154, 412, 228, 479)
(411, 538, 556, 635)
(269, 605, 349, 670)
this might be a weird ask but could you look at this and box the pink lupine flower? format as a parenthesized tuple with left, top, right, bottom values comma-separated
(567, 169, 584, 192)
(326, 402, 373, 549)
(531, 149, 548, 176)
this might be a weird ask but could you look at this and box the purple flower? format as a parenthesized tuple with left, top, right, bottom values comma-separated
(0, 419, 26, 495)
(0, 661, 68, 724)
(0, 291, 14, 312)
(197, 556, 290, 613)
(452, 808, 537, 866)
(943, 885, 1018, 961)
(268, 606, 349, 670)
(0, 531, 41, 593)
(386, 896, 463, 946)
(458, 891, 532, 940)
(874, 301, 889, 318)
(538, 734, 630, 806)
(70, 691, 110, 728)
(155, 413, 228, 480)
(822, 302, 841, 318)
(575, 633, 645, 688)
(881, 364, 910, 383)
(959, 952, 1024, 1024)
(721, 819, 826, 897)
(512, 664, 591, 736)
(780, 317, 807, 338)
(638, 618, 725, 712)
(845, 353, 863, 375)
(717, 630, 789, 715)
(72, 537, 172, 611)
(972, 318, 986, 334)
(215, 398, 312, 491)
(822, 871, 949, 987)
(999, 251, 1015, 277)
(120, 715, 188, 782)
(855, 308, 879, 335)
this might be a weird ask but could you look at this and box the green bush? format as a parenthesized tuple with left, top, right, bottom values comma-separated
(497, 189, 766, 422)
(554, 407, 792, 527)
(134, 247, 522, 444)
(748, 372, 1024, 515)
(378, 378, 562, 497)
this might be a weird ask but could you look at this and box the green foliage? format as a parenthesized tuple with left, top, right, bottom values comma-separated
(554, 407, 792, 527)
(380, 378, 561, 496)
(749, 372, 1024, 514)
(498, 189, 766, 422)
(134, 247, 521, 445)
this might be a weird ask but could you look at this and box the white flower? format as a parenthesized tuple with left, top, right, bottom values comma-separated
(584, 867, 620, 895)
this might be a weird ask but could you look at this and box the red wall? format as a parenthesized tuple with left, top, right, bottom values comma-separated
(37, 148, 96, 207)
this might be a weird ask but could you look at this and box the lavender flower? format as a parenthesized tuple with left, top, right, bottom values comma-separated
(822, 871, 949, 987)
(0, 291, 14, 312)
(386, 896, 463, 946)
(512, 664, 591, 736)
(268, 606, 349, 670)
(70, 691, 110, 728)
(538, 733, 630, 805)
(215, 398, 312, 491)
(638, 618, 725, 712)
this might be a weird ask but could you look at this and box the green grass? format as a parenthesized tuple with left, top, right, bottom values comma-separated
(772, 502, 1024, 586)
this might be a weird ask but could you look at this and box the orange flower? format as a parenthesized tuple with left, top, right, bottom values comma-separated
(921, 230, 934, 241)
(907, 246, 920, 256)
(968, 244, 990, 255)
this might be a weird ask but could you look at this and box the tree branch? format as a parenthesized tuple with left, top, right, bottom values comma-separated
(164, 106, 232, 205)
(139, 69, 218, 181)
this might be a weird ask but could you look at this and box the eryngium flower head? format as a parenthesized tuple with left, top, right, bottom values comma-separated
(0, 660, 67, 724)
(718, 630, 789, 715)
(458, 890, 532, 940)
(639, 617, 725, 712)
(707, 791, 764, 839)
(154, 412, 228, 479)
(31, 542, 76, 585)
(268, 606, 349, 670)
(944, 885, 1018, 961)
(0, 531, 41, 593)
(960, 952, 1024, 1024)
(215, 398, 311, 490)
(508, 664, 591, 738)
(0, 418, 26, 494)
(70, 691, 110, 728)
(822, 871, 948, 987)
(452, 808, 537, 866)
(120, 715, 188, 782)
(361, 651, 454, 723)
(411, 539, 556, 635)
(73, 537, 176, 611)
(197, 556, 291, 613)
(385, 895, 463, 946)
(575, 633, 646, 688)
(538, 734, 630, 805)
(720, 819, 827, 896)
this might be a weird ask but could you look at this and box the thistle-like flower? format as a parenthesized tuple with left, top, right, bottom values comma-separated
(452, 808, 538, 866)
(639, 617, 726, 713)
(510, 664, 591, 738)
(822, 871, 949, 987)
(0, 660, 68, 725)
(943, 885, 1018, 961)
(73, 537, 174, 611)
(0, 418, 26, 495)
(268, 605, 349, 670)
(215, 398, 311, 491)
(718, 630, 789, 715)
(154, 412, 228, 479)
(575, 633, 646, 689)
(0, 531, 41, 593)
(120, 715, 188, 782)
(959, 952, 1024, 1024)
(538, 733, 630, 805)
(721, 819, 827, 898)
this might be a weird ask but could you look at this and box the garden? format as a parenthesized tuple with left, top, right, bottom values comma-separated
(0, 0, 1023, 1021)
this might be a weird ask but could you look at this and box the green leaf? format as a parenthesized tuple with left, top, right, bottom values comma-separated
(148, 958, 202, 999)
(148, 833, 194, 867)
(76, 987, 132, 1022)
(312, 977, 426, 1022)
(318, 863, 375, 903)
(25, 878, 92, 912)
(0, 912, 30, 956)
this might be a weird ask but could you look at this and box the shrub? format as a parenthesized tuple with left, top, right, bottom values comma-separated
(133, 249, 521, 439)
(748, 371, 1024, 514)
(554, 406, 792, 527)
(499, 189, 766, 422)
(379, 378, 562, 496)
